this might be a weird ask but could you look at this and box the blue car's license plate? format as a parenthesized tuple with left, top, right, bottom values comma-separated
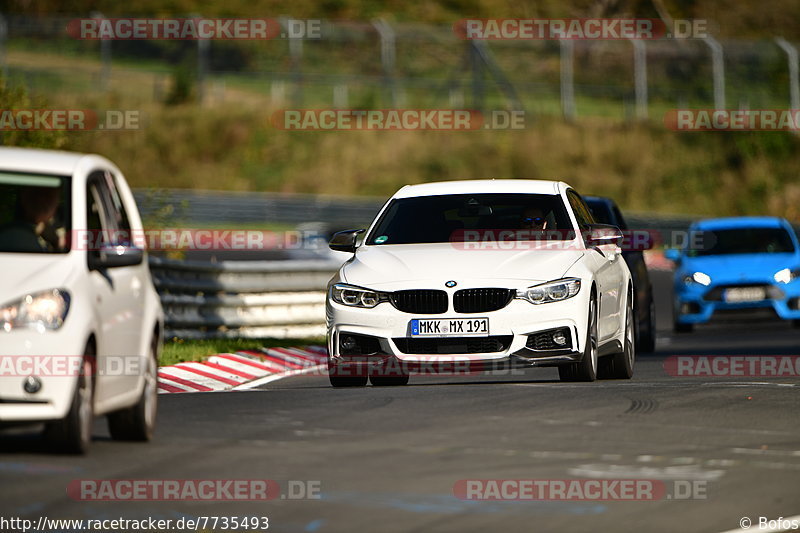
(724, 287, 766, 303)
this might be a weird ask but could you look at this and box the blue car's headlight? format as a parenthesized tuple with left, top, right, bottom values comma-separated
(517, 278, 581, 305)
(329, 283, 388, 308)
(0, 289, 71, 332)
(774, 268, 800, 284)
(682, 271, 712, 286)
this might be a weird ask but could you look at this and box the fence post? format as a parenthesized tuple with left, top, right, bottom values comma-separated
(372, 19, 397, 108)
(469, 40, 485, 112)
(560, 39, 576, 119)
(333, 83, 348, 108)
(703, 36, 725, 110)
(775, 37, 800, 111)
(281, 17, 304, 106)
(631, 39, 648, 119)
(91, 11, 111, 90)
(0, 14, 7, 79)
(192, 14, 209, 104)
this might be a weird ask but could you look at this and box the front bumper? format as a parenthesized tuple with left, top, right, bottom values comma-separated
(326, 294, 588, 372)
(0, 329, 85, 423)
(674, 280, 800, 324)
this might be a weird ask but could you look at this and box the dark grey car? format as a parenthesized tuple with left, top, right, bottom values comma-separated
(584, 196, 656, 353)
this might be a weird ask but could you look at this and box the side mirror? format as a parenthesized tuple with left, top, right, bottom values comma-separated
(89, 245, 144, 270)
(585, 224, 623, 246)
(664, 248, 682, 263)
(329, 229, 365, 254)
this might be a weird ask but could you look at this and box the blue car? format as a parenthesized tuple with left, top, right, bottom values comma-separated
(665, 217, 800, 332)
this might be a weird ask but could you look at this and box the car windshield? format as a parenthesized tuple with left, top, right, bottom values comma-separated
(366, 193, 575, 245)
(688, 227, 796, 256)
(0, 171, 71, 254)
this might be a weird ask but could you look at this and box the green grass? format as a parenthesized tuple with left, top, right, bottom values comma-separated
(159, 337, 326, 366)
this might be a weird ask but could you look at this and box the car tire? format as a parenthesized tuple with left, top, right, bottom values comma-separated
(107, 340, 158, 441)
(600, 289, 635, 379)
(559, 294, 598, 382)
(637, 296, 656, 353)
(328, 363, 368, 387)
(44, 348, 94, 454)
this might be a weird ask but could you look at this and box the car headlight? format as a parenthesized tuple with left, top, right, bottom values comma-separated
(682, 271, 712, 286)
(0, 289, 71, 332)
(517, 278, 581, 305)
(329, 283, 388, 308)
(774, 268, 800, 284)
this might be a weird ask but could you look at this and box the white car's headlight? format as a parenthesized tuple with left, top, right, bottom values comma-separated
(683, 271, 712, 286)
(517, 278, 581, 305)
(329, 283, 388, 308)
(774, 268, 800, 284)
(0, 289, 71, 332)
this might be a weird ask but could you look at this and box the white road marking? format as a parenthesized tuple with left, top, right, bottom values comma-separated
(731, 448, 800, 457)
(568, 464, 725, 481)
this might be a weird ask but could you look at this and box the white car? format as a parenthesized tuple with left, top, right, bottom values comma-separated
(325, 180, 634, 386)
(0, 147, 163, 453)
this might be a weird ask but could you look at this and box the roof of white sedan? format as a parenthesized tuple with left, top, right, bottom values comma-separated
(0, 146, 107, 176)
(393, 179, 568, 198)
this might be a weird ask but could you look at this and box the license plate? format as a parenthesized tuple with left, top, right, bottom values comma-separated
(724, 287, 766, 303)
(410, 318, 489, 337)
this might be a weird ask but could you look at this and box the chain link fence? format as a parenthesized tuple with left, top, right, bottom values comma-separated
(2, 14, 798, 120)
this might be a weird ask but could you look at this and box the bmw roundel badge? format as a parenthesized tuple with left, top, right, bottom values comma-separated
(445, 280, 457, 288)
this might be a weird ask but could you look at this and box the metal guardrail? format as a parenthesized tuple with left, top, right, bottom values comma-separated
(134, 189, 384, 229)
(149, 256, 342, 340)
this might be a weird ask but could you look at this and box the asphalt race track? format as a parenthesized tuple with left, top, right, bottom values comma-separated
(2, 271, 799, 533)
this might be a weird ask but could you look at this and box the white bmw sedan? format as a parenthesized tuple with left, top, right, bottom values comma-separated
(325, 180, 634, 387)
(0, 147, 163, 453)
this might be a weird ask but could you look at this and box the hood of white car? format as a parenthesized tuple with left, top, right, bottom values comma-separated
(341, 243, 585, 289)
(0, 253, 78, 304)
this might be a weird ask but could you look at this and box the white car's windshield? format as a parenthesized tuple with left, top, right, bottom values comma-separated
(0, 171, 71, 254)
(366, 193, 575, 245)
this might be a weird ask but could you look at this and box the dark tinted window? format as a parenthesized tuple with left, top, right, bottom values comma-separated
(0, 172, 71, 254)
(689, 227, 796, 256)
(585, 199, 615, 226)
(367, 193, 575, 245)
(566, 190, 595, 229)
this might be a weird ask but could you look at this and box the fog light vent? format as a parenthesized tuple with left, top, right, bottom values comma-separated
(526, 328, 572, 351)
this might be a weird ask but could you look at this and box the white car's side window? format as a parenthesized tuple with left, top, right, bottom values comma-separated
(87, 170, 131, 245)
